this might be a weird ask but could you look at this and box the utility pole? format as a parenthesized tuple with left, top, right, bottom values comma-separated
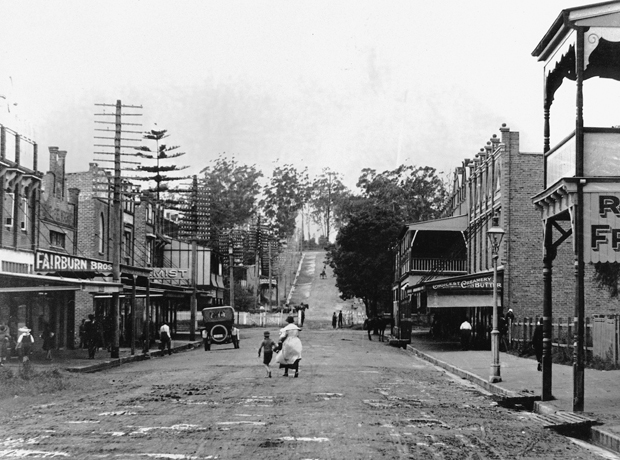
(94, 100, 142, 359)
(326, 171, 334, 243)
(190, 175, 198, 341)
(268, 237, 272, 311)
(229, 237, 235, 310)
(254, 217, 260, 309)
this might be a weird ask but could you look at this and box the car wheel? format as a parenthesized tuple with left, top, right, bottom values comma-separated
(210, 325, 228, 344)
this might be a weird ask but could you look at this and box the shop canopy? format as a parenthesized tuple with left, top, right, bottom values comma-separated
(0, 271, 122, 294)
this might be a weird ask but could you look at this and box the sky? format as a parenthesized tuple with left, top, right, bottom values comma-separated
(0, 0, 604, 191)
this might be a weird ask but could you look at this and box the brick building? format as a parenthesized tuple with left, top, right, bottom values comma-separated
(393, 125, 545, 345)
(65, 164, 226, 347)
(0, 133, 115, 349)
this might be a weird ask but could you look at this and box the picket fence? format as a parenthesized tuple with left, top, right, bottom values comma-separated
(508, 316, 620, 360)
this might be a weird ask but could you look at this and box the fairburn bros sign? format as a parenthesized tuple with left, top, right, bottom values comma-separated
(35, 250, 112, 273)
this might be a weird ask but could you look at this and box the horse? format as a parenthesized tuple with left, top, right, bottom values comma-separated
(364, 317, 393, 342)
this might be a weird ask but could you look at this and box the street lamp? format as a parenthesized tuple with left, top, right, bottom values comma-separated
(487, 214, 505, 383)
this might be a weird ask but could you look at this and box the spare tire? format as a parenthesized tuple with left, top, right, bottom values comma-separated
(210, 324, 228, 344)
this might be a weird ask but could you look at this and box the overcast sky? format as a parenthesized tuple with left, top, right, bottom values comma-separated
(0, 0, 596, 190)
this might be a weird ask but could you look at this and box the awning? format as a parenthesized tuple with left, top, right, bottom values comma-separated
(399, 215, 468, 238)
(427, 292, 499, 309)
(423, 271, 503, 309)
(0, 271, 123, 293)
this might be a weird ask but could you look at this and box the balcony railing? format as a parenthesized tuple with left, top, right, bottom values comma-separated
(546, 128, 620, 186)
(410, 257, 467, 273)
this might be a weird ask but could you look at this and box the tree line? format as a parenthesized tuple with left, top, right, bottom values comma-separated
(140, 129, 448, 315)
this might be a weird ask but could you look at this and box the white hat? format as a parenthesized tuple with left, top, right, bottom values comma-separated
(18, 327, 31, 333)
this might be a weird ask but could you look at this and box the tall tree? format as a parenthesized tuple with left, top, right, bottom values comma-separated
(309, 168, 349, 242)
(200, 154, 263, 233)
(133, 129, 189, 202)
(326, 202, 401, 316)
(356, 165, 447, 223)
(327, 164, 448, 316)
(260, 164, 310, 238)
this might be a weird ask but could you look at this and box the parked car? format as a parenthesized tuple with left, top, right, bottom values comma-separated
(201, 306, 239, 350)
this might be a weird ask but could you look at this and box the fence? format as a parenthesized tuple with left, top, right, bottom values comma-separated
(510, 316, 597, 358)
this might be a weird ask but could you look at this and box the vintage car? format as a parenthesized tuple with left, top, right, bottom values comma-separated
(201, 306, 240, 350)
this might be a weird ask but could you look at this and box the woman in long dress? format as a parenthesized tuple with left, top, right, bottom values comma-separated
(277, 317, 302, 378)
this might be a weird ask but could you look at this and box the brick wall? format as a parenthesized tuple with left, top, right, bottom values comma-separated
(501, 129, 545, 318)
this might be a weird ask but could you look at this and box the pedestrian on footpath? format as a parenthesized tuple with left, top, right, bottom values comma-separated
(258, 331, 276, 378)
(0, 324, 10, 366)
(338, 310, 343, 329)
(16, 327, 34, 363)
(159, 322, 172, 355)
(78, 319, 86, 349)
(332, 312, 337, 329)
(300, 308, 305, 327)
(84, 315, 98, 359)
(532, 320, 543, 371)
(459, 318, 472, 350)
(41, 322, 55, 360)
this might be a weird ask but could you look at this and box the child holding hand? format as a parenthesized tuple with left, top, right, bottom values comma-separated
(258, 331, 276, 378)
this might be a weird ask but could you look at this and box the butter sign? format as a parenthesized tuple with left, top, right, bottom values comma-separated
(36, 251, 112, 272)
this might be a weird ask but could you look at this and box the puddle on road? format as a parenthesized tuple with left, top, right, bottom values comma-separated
(0, 435, 69, 458)
(313, 392, 342, 400)
(279, 436, 330, 442)
(216, 421, 266, 426)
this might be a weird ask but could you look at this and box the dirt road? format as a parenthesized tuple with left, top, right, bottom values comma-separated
(0, 250, 607, 459)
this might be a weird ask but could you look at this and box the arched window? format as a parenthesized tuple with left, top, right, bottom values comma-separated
(98, 213, 105, 254)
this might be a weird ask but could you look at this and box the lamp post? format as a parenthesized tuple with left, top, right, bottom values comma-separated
(487, 215, 505, 383)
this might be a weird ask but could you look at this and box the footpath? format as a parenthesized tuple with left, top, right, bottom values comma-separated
(3, 340, 203, 374)
(406, 331, 620, 454)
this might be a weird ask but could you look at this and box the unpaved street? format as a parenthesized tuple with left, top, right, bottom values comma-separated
(0, 251, 605, 459)
(0, 326, 599, 459)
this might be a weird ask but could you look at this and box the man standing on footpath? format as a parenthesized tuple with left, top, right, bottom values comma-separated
(159, 322, 172, 356)
(84, 315, 98, 359)
(459, 317, 472, 351)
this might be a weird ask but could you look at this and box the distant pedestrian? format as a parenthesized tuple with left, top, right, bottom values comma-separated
(0, 323, 10, 366)
(459, 318, 472, 350)
(332, 312, 337, 329)
(499, 314, 509, 352)
(159, 322, 172, 355)
(41, 322, 54, 360)
(258, 331, 276, 378)
(338, 310, 343, 328)
(505, 308, 515, 347)
(84, 315, 97, 359)
(16, 327, 34, 362)
(78, 319, 86, 349)
(532, 320, 543, 371)
(300, 308, 305, 327)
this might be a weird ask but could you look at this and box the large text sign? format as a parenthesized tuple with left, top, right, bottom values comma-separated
(35, 250, 113, 272)
(586, 193, 620, 263)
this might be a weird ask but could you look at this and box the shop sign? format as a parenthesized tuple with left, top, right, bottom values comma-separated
(149, 268, 190, 281)
(35, 250, 112, 272)
(586, 193, 620, 263)
(431, 275, 500, 290)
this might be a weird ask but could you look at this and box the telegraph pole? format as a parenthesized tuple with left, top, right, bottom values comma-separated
(190, 175, 198, 341)
(111, 100, 122, 358)
(94, 100, 143, 359)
